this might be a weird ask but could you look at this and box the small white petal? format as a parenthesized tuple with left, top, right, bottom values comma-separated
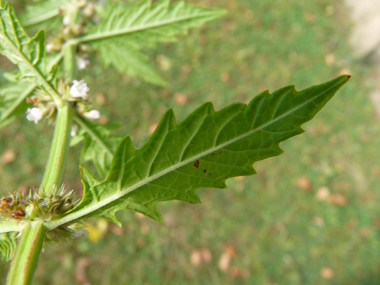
(71, 124, 78, 136)
(77, 57, 89, 70)
(70, 80, 90, 99)
(83, 3, 95, 17)
(84, 110, 100, 119)
(63, 15, 70, 25)
(46, 43, 53, 52)
(63, 27, 70, 35)
(26, 108, 43, 124)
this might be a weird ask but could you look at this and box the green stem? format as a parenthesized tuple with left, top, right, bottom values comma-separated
(40, 105, 73, 194)
(6, 221, 47, 285)
(64, 42, 77, 81)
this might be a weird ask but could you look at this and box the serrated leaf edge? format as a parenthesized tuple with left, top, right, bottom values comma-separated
(47, 76, 350, 229)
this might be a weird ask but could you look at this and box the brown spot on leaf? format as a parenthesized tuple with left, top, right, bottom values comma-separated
(194, 160, 200, 168)
(211, 151, 223, 156)
(203, 169, 207, 173)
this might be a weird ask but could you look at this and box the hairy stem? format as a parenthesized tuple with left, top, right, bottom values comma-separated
(40, 105, 73, 194)
(41, 35, 77, 193)
(6, 221, 47, 285)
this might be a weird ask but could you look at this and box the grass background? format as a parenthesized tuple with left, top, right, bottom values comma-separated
(1, 0, 380, 284)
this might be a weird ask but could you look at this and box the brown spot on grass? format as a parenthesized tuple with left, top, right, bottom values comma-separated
(194, 160, 200, 168)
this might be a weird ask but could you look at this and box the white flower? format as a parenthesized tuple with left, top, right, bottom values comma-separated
(63, 27, 70, 35)
(71, 124, 78, 136)
(84, 110, 100, 120)
(46, 43, 53, 52)
(70, 80, 90, 99)
(26, 108, 43, 124)
(77, 56, 89, 70)
(83, 3, 95, 17)
(63, 15, 70, 26)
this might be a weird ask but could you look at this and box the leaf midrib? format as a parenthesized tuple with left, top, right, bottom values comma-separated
(78, 10, 224, 43)
(0, 8, 63, 105)
(48, 81, 340, 229)
(74, 115, 114, 157)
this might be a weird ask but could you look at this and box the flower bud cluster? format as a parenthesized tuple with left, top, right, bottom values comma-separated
(0, 186, 86, 243)
(26, 89, 57, 124)
(26, 80, 101, 125)
(0, 186, 76, 222)
(61, 79, 101, 121)
(46, 0, 96, 65)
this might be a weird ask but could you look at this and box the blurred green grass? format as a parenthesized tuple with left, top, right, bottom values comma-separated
(1, 0, 380, 284)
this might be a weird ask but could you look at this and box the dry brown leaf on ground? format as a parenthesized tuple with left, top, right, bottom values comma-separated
(1, 149, 16, 164)
(190, 248, 212, 266)
(297, 176, 311, 191)
(75, 257, 90, 284)
(174, 92, 187, 106)
(315, 187, 330, 201)
(320, 267, 334, 280)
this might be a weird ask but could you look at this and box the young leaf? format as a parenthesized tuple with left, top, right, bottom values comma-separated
(73, 115, 124, 179)
(0, 232, 17, 261)
(94, 39, 166, 86)
(0, 82, 36, 129)
(0, 2, 59, 99)
(79, 0, 225, 85)
(0, 218, 22, 262)
(20, 0, 62, 30)
(48, 75, 350, 228)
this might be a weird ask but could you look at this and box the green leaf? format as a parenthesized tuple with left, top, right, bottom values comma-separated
(0, 232, 17, 261)
(20, 0, 62, 30)
(94, 39, 166, 86)
(0, 82, 36, 129)
(49, 76, 350, 228)
(0, 2, 60, 100)
(80, 0, 225, 85)
(73, 115, 124, 179)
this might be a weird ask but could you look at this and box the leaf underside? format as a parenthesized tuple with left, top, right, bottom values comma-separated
(20, 0, 62, 30)
(51, 75, 349, 228)
(72, 117, 124, 179)
(86, 0, 225, 85)
(0, 232, 17, 261)
(0, 3, 54, 85)
(0, 82, 36, 129)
